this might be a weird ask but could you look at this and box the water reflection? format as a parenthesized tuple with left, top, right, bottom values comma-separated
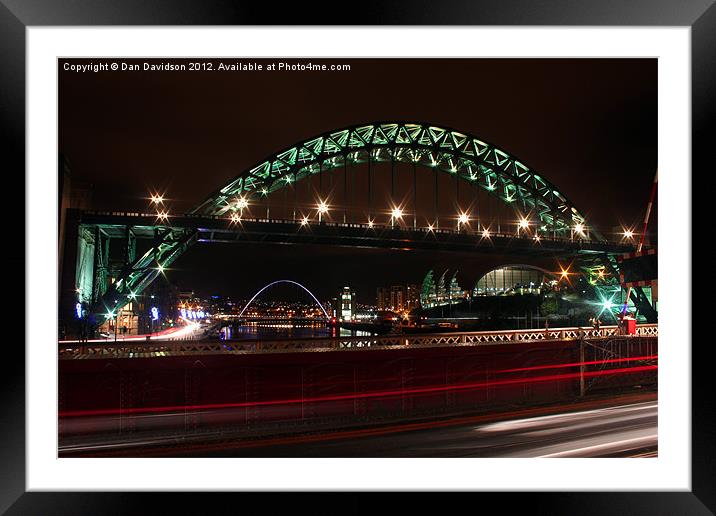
(220, 322, 374, 341)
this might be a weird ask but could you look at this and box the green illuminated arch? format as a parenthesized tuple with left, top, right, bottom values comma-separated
(90, 123, 600, 327)
(191, 122, 591, 237)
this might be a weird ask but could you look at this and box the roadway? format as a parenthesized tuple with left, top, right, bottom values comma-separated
(58, 320, 203, 344)
(59, 393, 657, 458)
(79, 211, 636, 256)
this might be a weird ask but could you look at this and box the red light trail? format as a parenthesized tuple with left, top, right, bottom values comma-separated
(500, 354, 658, 373)
(61, 392, 658, 458)
(59, 363, 657, 418)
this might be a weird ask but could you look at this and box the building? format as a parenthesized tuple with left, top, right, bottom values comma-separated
(376, 287, 390, 311)
(390, 285, 405, 312)
(406, 284, 420, 310)
(339, 287, 356, 321)
(473, 265, 549, 296)
(420, 269, 468, 308)
(448, 271, 465, 303)
(376, 284, 421, 312)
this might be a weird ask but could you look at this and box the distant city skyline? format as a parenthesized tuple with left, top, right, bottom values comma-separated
(161, 242, 529, 304)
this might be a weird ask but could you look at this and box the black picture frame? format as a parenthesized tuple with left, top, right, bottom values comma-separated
(3, 1, 712, 513)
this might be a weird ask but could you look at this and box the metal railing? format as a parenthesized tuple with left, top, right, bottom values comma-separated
(58, 324, 657, 360)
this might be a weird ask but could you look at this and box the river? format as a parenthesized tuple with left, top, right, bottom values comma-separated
(220, 322, 374, 341)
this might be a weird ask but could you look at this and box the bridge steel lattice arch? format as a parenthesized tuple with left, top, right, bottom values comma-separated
(191, 122, 594, 238)
(238, 279, 331, 319)
(84, 122, 617, 325)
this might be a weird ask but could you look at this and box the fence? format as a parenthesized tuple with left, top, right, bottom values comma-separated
(58, 324, 658, 360)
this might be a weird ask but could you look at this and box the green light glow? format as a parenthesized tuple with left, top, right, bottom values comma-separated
(596, 291, 619, 321)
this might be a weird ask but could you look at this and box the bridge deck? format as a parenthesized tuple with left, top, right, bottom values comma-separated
(79, 211, 636, 256)
(59, 324, 657, 360)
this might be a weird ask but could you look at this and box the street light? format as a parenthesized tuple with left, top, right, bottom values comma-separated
(368, 218, 374, 228)
(300, 216, 309, 226)
(390, 206, 403, 228)
(482, 228, 491, 238)
(518, 218, 530, 231)
(106, 309, 117, 342)
(156, 210, 169, 222)
(150, 193, 164, 205)
(317, 200, 329, 222)
(623, 229, 634, 239)
(560, 267, 570, 282)
(457, 212, 469, 230)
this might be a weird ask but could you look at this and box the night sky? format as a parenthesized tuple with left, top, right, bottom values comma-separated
(59, 58, 657, 303)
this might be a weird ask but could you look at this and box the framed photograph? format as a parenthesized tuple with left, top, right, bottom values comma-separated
(5, 0, 713, 512)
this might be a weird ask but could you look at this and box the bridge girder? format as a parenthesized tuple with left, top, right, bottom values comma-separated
(578, 253, 657, 323)
(78, 207, 637, 326)
(79, 222, 198, 323)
